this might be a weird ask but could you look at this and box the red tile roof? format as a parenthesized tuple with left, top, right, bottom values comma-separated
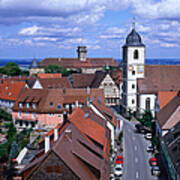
(37, 73, 62, 79)
(12, 88, 105, 113)
(38, 77, 72, 89)
(40, 57, 120, 69)
(0, 79, 25, 101)
(158, 91, 178, 110)
(71, 73, 95, 88)
(138, 65, 180, 93)
(157, 96, 180, 129)
(69, 107, 106, 146)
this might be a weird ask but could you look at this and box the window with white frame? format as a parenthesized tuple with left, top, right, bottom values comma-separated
(18, 111, 22, 118)
(32, 103, 37, 109)
(26, 103, 30, 108)
(32, 112, 36, 119)
(19, 102, 23, 108)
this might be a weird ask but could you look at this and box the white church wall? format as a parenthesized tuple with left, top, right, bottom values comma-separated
(139, 94, 156, 117)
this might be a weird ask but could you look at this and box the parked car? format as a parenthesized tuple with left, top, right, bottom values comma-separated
(146, 144, 155, 153)
(114, 165, 123, 177)
(144, 133, 152, 140)
(109, 173, 114, 180)
(151, 166, 161, 176)
(149, 157, 158, 166)
(115, 155, 123, 165)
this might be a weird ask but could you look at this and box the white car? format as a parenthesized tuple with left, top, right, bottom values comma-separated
(151, 166, 161, 176)
(144, 133, 152, 140)
(146, 144, 155, 153)
(114, 165, 123, 177)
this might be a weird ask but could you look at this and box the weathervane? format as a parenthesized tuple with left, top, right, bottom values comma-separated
(132, 17, 136, 30)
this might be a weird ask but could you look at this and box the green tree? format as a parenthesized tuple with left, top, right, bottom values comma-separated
(0, 108, 12, 121)
(9, 141, 19, 159)
(137, 109, 153, 129)
(45, 64, 74, 76)
(0, 62, 21, 76)
(6, 122, 17, 140)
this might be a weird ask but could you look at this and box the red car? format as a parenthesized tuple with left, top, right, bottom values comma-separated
(115, 155, 123, 165)
(149, 157, 158, 166)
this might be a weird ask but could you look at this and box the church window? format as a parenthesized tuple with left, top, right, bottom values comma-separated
(132, 99, 135, 104)
(132, 84, 135, 89)
(146, 98, 151, 110)
(134, 50, 139, 59)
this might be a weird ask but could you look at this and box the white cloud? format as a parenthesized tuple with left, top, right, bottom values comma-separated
(19, 25, 40, 35)
(160, 42, 179, 48)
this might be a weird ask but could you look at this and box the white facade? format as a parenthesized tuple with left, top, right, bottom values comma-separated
(99, 74, 120, 106)
(139, 94, 156, 116)
(122, 46, 145, 113)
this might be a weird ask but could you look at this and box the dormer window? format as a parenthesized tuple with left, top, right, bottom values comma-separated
(57, 104, 61, 109)
(26, 103, 30, 108)
(50, 102, 53, 106)
(32, 103, 37, 109)
(19, 103, 23, 108)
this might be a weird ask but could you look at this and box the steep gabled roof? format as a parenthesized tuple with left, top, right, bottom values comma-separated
(138, 65, 180, 94)
(71, 73, 95, 88)
(0, 79, 25, 101)
(157, 96, 180, 129)
(158, 91, 178, 110)
(69, 107, 106, 146)
(20, 122, 109, 180)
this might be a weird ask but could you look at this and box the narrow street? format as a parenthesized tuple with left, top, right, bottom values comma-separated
(114, 112, 158, 180)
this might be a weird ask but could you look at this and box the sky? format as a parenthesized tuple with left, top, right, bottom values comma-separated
(0, 0, 180, 59)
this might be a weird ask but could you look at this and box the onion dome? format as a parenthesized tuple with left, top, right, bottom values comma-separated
(124, 28, 145, 47)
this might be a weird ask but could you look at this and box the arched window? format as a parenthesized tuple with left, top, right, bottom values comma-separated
(146, 98, 151, 110)
(134, 50, 139, 59)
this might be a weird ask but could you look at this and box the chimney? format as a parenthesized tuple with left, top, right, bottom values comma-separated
(75, 100, 79, 108)
(45, 136, 50, 153)
(54, 128, 58, 142)
(77, 46, 87, 61)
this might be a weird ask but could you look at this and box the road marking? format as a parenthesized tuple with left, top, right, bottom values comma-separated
(134, 145, 137, 151)
(135, 157, 138, 163)
(136, 171, 139, 179)
(132, 136, 135, 141)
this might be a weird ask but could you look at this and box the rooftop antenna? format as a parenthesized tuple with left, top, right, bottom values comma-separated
(132, 16, 136, 30)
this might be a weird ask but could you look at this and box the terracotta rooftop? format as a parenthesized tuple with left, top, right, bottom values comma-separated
(0, 79, 25, 101)
(69, 107, 106, 146)
(138, 65, 180, 93)
(157, 95, 180, 129)
(20, 122, 110, 180)
(71, 73, 95, 88)
(158, 91, 178, 110)
(37, 73, 62, 79)
(12, 88, 105, 113)
(92, 100, 116, 127)
(40, 57, 120, 69)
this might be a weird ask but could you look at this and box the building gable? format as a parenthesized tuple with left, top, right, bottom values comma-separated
(27, 151, 79, 180)
(32, 79, 43, 89)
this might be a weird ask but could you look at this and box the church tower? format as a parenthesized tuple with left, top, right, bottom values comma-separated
(122, 25, 145, 115)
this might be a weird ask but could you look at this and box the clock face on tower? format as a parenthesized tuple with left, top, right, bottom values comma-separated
(137, 65, 144, 74)
(128, 65, 133, 71)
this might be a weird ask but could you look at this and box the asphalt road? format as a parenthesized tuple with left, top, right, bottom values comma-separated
(115, 114, 158, 180)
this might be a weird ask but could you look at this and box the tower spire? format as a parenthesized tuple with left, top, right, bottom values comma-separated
(132, 17, 136, 30)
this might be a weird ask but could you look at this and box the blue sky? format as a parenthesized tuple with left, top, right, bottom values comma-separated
(0, 0, 180, 59)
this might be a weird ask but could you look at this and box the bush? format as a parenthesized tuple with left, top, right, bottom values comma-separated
(0, 108, 12, 121)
